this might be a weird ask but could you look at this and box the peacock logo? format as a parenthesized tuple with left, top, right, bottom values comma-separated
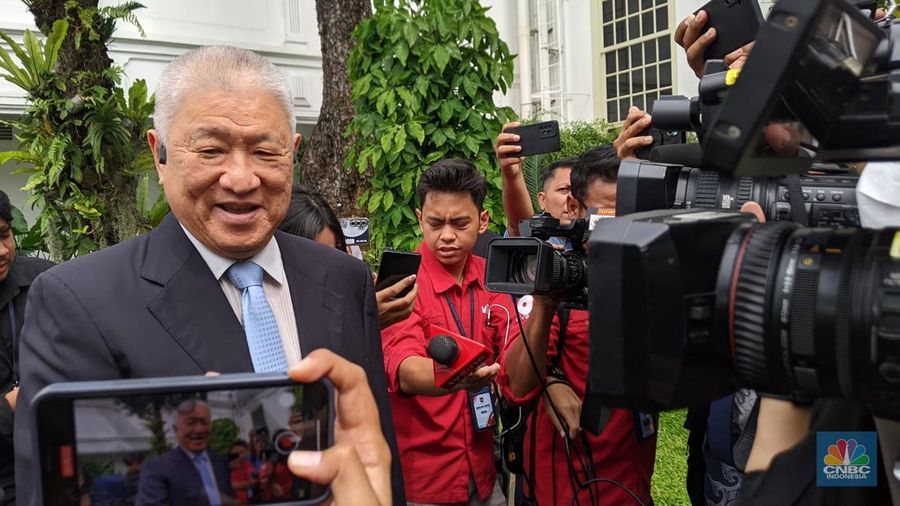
(823, 439, 870, 466)
(817, 432, 877, 487)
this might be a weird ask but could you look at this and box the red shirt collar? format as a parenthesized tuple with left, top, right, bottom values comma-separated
(417, 242, 483, 294)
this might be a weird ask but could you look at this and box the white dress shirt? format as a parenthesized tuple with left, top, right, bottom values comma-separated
(181, 226, 302, 366)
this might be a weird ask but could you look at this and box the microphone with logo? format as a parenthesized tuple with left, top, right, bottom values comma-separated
(426, 324, 491, 390)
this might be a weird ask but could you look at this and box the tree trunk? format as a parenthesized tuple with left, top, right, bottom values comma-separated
(300, 0, 372, 217)
(27, 0, 146, 258)
(28, 0, 114, 87)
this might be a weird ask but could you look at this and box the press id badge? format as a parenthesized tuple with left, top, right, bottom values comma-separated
(634, 411, 658, 441)
(469, 385, 497, 431)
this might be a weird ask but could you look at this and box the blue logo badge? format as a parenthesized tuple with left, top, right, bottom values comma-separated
(817, 431, 878, 487)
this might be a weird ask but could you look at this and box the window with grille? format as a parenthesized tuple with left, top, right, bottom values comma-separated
(600, 0, 673, 123)
(529, 0, 564, 119)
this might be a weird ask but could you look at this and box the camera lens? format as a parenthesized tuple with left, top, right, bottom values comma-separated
(512, 254, 539, 285)
(719, 223, 900, 414)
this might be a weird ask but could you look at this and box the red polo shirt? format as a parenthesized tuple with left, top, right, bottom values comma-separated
(497, 309, 657, 506)
(382, 243, 516, 504)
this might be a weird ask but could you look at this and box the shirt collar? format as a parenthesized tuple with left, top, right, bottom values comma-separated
(180, 224, 286, 285)
(179, 446, 209, 462)
(418, 243, 483, 294)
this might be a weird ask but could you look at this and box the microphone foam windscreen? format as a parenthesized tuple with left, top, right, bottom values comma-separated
(427, 335, 459, 366)
(649, 144, 703, 167)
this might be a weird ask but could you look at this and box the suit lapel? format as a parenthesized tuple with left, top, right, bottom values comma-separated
(277, 232, 345, 356)
(142, 215, 252, 373)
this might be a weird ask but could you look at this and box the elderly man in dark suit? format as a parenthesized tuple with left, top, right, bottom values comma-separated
(137, 399, 232, 506)
(15, 45, 402, 505)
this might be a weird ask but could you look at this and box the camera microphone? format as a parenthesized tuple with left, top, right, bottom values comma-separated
(426, 325, 490, 390)
(649, 144, 703, 167)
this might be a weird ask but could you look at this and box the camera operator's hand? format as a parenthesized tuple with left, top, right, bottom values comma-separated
(375, 274, 418, 329)
(494, 122, 525, 177)
(614, 106, 654, 160)
(724, 42, 754, 71)
(674, 10, 716, 78)
(745, 397, 811, 472)
(543, 382, 582, 439)
(287, 349, 392, 506)
(454, 363, 501, 393)
(4, 386, 17, 411)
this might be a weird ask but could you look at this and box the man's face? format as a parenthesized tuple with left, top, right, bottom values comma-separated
(148, 86, 300, 260)
(416, 192, 489, 273)
(537, 167, 572, 220)
(175, 403, 212, 453)
(0, 219, 15, 283)
(568, 178, 617, 219)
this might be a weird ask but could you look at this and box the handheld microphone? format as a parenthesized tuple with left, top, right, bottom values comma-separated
(426, 324, 490, 390)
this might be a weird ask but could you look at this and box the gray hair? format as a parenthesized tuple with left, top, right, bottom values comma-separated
(153, 45, 296, 143)
(172, 398, 210, 426)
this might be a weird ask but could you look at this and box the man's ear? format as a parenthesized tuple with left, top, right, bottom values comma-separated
(537, 191, 547, 211)
(147, 129, 166, 182)
(293, 133, 302, 154)
(565, 194, 580, 217)
(478, 210, 490, 234)
(415, 208, 423, 225)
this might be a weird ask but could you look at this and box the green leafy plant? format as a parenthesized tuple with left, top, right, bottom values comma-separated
(209, 418, 241, 456)
(347, 0, 516, 253)
(0, 2, 163, 261)
(520, 119, 619, 211)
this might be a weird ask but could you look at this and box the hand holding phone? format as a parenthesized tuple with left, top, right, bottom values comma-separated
(33, 374, 335, 505)
(505, 120, 561, 157)
(287, 349, 392, 506)
(375, 250, 421, 299)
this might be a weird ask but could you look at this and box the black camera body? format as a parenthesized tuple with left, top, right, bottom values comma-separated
(616, 159, 861, 227)
(586, 209, 900, 420)
(486, 213, 593, 309)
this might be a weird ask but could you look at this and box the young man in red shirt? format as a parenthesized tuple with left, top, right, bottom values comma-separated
(497, 146, 657, 506)
(381, 159, 516, 505)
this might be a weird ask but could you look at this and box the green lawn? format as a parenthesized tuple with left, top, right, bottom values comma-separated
(652, 410, 691, 505)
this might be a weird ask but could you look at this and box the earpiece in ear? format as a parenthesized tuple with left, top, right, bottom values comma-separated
(159, 143, 167, 164)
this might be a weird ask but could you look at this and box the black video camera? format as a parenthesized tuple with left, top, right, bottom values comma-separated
(485, 212, 610, 309)
(616, 159, 861, 227)
(581, 0, 900, 423)
(584, 208, 900, 420)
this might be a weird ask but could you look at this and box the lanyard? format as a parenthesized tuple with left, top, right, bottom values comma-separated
(1, 299, 17, 388)
(443, 289, 475, 339)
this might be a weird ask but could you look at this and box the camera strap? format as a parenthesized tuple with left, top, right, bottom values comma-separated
(443, 290, 475, 339)
(785, 175, 809, 226)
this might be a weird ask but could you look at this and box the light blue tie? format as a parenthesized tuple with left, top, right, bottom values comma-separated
(226, 261, 289, 372)
(193, 452, 222, 506)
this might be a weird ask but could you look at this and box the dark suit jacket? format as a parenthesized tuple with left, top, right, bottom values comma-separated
(14, 214, 403, 504)
(135, 447, 232, 506)
(0, 255, 54, 506)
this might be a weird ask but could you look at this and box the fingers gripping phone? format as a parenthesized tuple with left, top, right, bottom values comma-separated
(31, 374, 334, 506)
(506, 120, 561, 157)
(696, 0, 764, 60)
(375, 249, 421, 298)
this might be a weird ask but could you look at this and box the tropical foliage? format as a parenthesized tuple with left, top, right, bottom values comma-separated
(0, 2, 164, 261)
(347, 0, 516, 253)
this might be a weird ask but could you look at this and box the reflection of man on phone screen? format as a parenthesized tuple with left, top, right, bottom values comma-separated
(136, 399, 234, 506)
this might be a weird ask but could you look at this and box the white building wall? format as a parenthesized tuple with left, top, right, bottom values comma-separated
(486, 0, 778, 123)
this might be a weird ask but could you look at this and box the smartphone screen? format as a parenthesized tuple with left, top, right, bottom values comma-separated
(375, 250, 421, 298)
(35, 377, 333, 506)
